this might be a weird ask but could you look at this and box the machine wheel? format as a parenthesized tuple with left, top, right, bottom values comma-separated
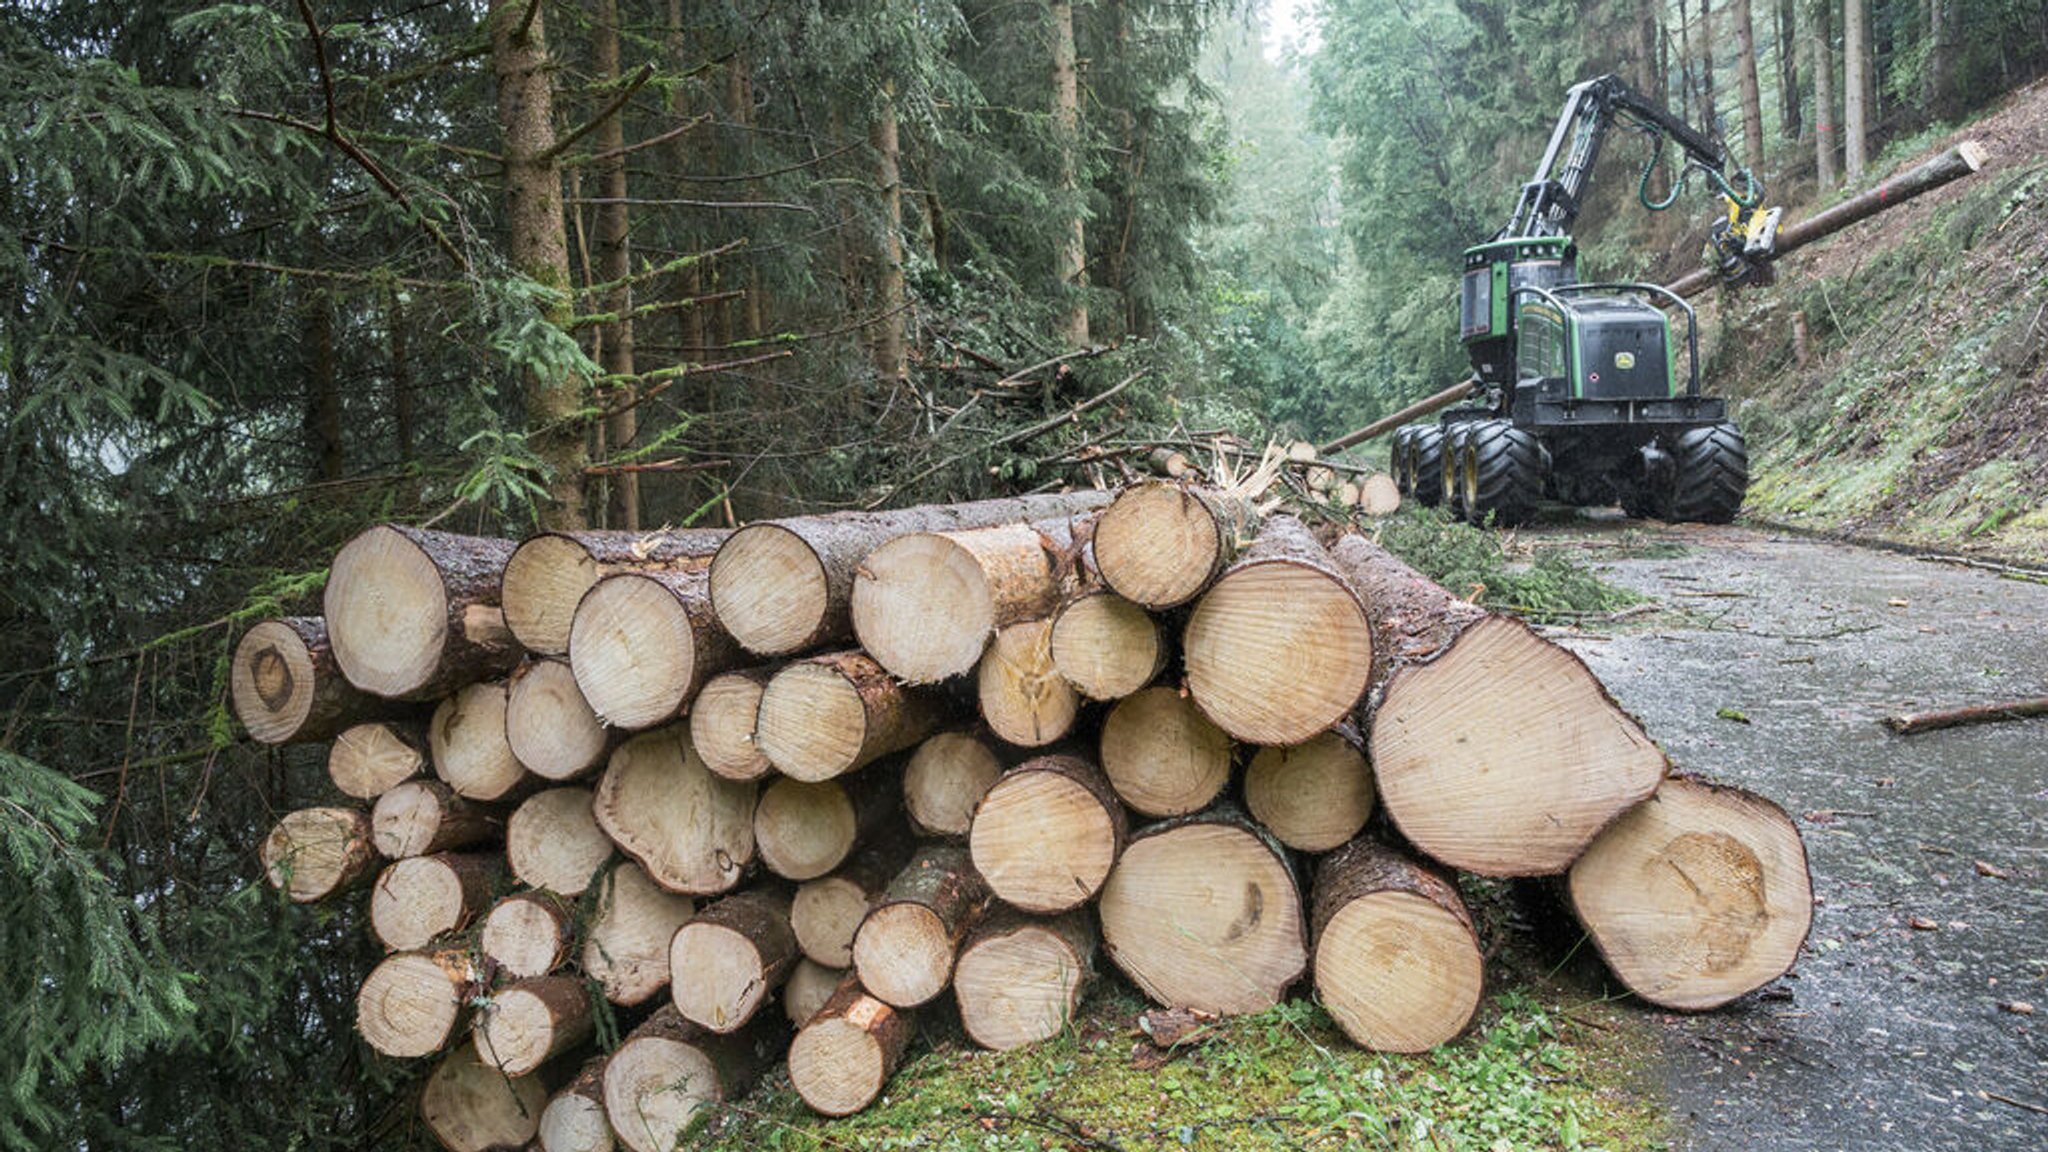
(1407, 426, 1444, 507)
(1391, 428, 1415, 496)
(1440, 425, 1472, 517)
(1461, 421, 1547, 526)
(1666, 422, 1748, 523)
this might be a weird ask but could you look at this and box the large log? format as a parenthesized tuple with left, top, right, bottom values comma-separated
(1092, 483, 1258, 609)
(754, 651, 944, 782)
(1183, 516, 1374, 746)
(968, 754, 1126, 914)
(325, 525, 519, 700)
(581, 862, 696, 1007)
(953, 909, 1097, 1051)
(786, 974, 915, 1117)
(1309, 837, 1483, 1053)
(430, 681, 533, 803)
(753, 770, 900, 882)
(850, 518, 1084, 683)
(421, 1037, 548, 1152)
(669, 888, 800, 1032)
(480, 891, 573, 979)
(791, 841, 908, 968)
(688, 666, 776, 782)
(1097, 806, 1307, 1015)
(901, 731, 1002, 838)
(568, 567, 742, 731)
(709, 491, 1115, 658)
(369, 852, 496, 952)
(538, 1060, 612, 1152)
(231, 617, 392, 744)
(1098, 687, 1233, 818)
(476, 974, 595, 1076)
(260, 806, 376, 903)
(783, 959, 846, 1027)
(371, 780, 502, 859)
(505, 658, 616, 782)
(593, 727, 756, 896)
(851, 845, 991, 1008)
(1569, 776, 1813, 1010)
(601, 1006, 781, 1152)
(1243, 731, 1375, 854)
(1048, 590, 1166, 701)
(1328, 534, 1668, 876)
(975, 619, 1081, 747)
(502, 527, 729, 656)
(357, 949, 483, 1058)
(506, 787, 615, 897)
(327, 720, 428, 800)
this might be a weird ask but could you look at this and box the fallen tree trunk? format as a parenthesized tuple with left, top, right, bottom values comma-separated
(1569, 775, 1812, 1010)
(1183, 516, 1374, 746)
(783, 958, 845, 1027)
(421, 1038, 548, 1152)
(358, 949, 483, 1058)
(1098, 686, 1234, 818)
(371, 780, 501, 860)
(851, 518, 1082, 683)
(231, 617, 393, 744)
(669, 888, 800, 1032)
(1319, 379, 1478, 455)
(593, 727, 756, 896)
(689, 666, 777, 781)
(430, 681, 532, 803)
(1328, 533, 1668, 876)
(477, 974, 595, 1075)
(968, 754, 1126, 914)
(787, 974, 915, 1117)
(953, 909, 1096, 1051)
(901, 732, 1002, 838)
(852, 845, 990, 1008)
(976, 618, 1081, 747)
(709, 490, 1114, 657)
(369, 852, 497, 952)
(754, 770, 900, 882)
(327, 720, 428, 800)
(481, 891, 573, 979)
(569, 567, 742, 730)
(1310, 837, 1483, 1052)
(502, 527, 729, 656)
(1092, 482, 1258, 609)
(506, 786, 615, 897)
(261, 807, 376, 903)
(325, 525, 519, 700)
(754, 651, 943, 782)
(1049, 590, 1166, 700)
(601, 1007, 781, 1152)
(581, 862, 696, 1007)
(791, 841, 908, 968)
(538, 1060, 611, 1152)
(1883, 694, 2048, 735)
(505, 658, 616, 781)
(1243, 731, 1375, 854)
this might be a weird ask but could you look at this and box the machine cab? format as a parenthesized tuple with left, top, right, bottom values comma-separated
(1514, 294, 1676, 402)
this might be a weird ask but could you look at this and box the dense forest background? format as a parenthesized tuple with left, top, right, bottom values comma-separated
(3, 0, 2042, 1145)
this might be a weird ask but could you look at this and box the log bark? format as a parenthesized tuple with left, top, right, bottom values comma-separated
(501, 528, 728, 656)
(601, 1006, 782, 1152)
(1883, 695, 2048, 735)
(688, 666, 776, 782)
(1843, 0, 1869, 181)
(708, 490, 1114, 658)
(261, 806, 376, 903)
(328, 720, 429, 800)
(593, 726, 756, 896)
(370, 851, 497, 952)
(325, 525, 520, 700)
(1096, 805, 1307, 1016)
(569, 567, 743, 730)
(976, 618, 1081, 747)
(1810, 0, 1838, 190)
(1051, 0, 1088, 346)
(594, 0, 638, 533)
(968, 754, 1126, 913)
(538, 1059, 611, 1152)
(358, 949, 484, 1058)
(754, 651, 945, 782)
(372, 779, 504, 860)
(476, 974, 595, 1075)
(505, 658, 617, 782)
(1569, 775, 1813, 1010)
(670, 888, 800, 1032)
(1731, 0, 1766, 172)
(753, 767, 901, 882)
(506, 786, 616, 897)
(581, 861, 696, 1006)
(1309, 837, 1482, 1052)
(1327, 534, 1668, 876)
(783, 958, 846, 1027)
(787, 974, 915, 1117)
(231, 617, 393, 744)
(1243, 731, 1375, 854)
(421, 1038, 548, 1152)
(1049, 590, 1166, 700)
(902, 731, 1002, 838)
(481, 891, 574, 978)
(792, 840, 911, 968)
(953, 909, 1096, 1051)
(431, 681, 533, 803)
(1183, 516, 1374, 746)
(1319, 378, 1478, 455)
(1092, 482, 1258, 609)
(1098, 686, 1233, 818)
(851, 845, 991, 1008)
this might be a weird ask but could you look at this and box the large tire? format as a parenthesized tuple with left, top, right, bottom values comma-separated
(1440, 425, 1472, 517)
(1461, 421, 1547, 527)
(1391, 428, 1415, 497)
(1667, 423, 1748, 523)
(1407, 427, 1444, 507)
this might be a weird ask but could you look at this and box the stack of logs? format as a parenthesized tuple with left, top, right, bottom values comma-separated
(238, 482, 1812, 1152)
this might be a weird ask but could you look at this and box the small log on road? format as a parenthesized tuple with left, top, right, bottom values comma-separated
(852, 845, 991, 1008)
(787, 974, 915, 1117)
(792, 841, 911, 968)
(754, 651, 943, 782)
(231, 617, 390, 744)
(261, 807, 376, 903)
(371, 780, 501, 859)
(601, 1007, 781, 1152)
(902, 731, 1002, 838)
(1310, 837, 1483, 1052)
(953, 909, 1097, 1051)
(480, 891, 573, 979)
(783, 958, 846, 1027)
(1092, 482, 1258, 609)
(754, 770, 900, 882)
(1883, 695, 2048, 735)
(670, 888, 800, 1032)
(421, 1038, 548, 1152)
(430, 681, 532, 803)
(593, 727, 756, 895)
(476, 974, 595, 1075)
(505, 658, 616, 781)
(569, 567, 741, 730)
(1049, 590, 1166, 700)
(976, 618, 1081, 747)
(502, 527, 728, 656)
(851, 518, 1082, 683)
(968, 754, 1126, 913)
(325, 525, 519, 700)
(1098, 687, 1233, 818)
(369, 852, 496, 952)
(506, 786, 615, 897)
(581, 862, 696, 1006)
(689, 666, 776, 781)
(327, 720, 427, 800)
(1243, 731, 1375, 853)
(357, 949, 483, 1058)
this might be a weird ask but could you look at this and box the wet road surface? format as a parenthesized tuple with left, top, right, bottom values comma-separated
(1536, 521, 2047, 1151)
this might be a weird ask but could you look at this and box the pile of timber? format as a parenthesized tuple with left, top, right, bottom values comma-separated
(237, 481, 1812, 1150)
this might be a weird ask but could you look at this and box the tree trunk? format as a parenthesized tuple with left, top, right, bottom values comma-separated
(754, 769, 902, 882)
(1099, 685, 1233, 818)
(602, 1007, 781, 1152)
(481, 890, 575, 979)
(788, 974, 915, 1116)
(594, 0, 639, 531)
(581, 861, 696, 1006)
(1243, 730, 1376, 854)
(423, 1039, 549, 1151)
(328, 719, 428, 800)
(305, 289, 343, 482)
(1051, 0, 1089, 346)
(792, 840, 911, 968)
(689, 666, 776, 782)
(1843, 0, 1869, 180)
(1048, 590, 1166, 700)
(968, 754, 1126, 914)
(569, 566, 742, 730)
(593, 727, 757, 895)
(754, 650, 946, 782)
(505, 657, 616, 782)
(1310, 837, 1483, 1052)
(477, 974, 595, 1075)
(501, 527, 728, 656)
(490, 0, 587, 527)
(431, 680, 533, 802)
(370, 851, 497, 952)
(709, 489, 1112, 658)
(851, 845, 991, 1008)
(954, 909, 1097, 1051)
(1092, 481, 1259, 608)
(669, 888, 800, 1031)
(872, 90, 908, 384)
(1927, 0, 1958, 119)
(324, 525, 520, 700)
(231, 617, 393, 745)
(387, 285, 415, 464)
(783, 958, 846, 1027)
(1812, 0, 1839, 187)
(260, 807, 376, 903)
(1183, 516, 1374, 746)
(1732, 0, 1768, 171)
(506, 786, 616, 897)
(976, 618, 1081, 747)
(1678, 0, 1699, 124)
(539, 1060, 611, 1152)
(358, 949, 484, 1058)
(1570, 775, 1813, 1009)
(1096, 805, 1308, 1015)
(1698, 0, 1718, 130)
(371, 779, 504, 859)
(901, 731, 1003, 838)
(1776, 0, 1803, 142)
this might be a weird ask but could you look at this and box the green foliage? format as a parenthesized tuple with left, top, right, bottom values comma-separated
(1376, 507, 1642, 620)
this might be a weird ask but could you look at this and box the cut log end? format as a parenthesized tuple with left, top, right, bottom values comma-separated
(783, 959, 845, 1027)
(501, 533, 601, 656)
(261, 807, 374, 902)
(850, 533, 997, 682)
(358, 951, 474, 1059)
(709, 524, 829, 656)
(976, 619, 1080, 747)
(792, 876, 870, 969)
(788, 977, 912, 1117)
(1312, 839, 1481, 1053)
(902, 732, 1001, 838)
(1244, 732, 1375, 854)
(582, 863, 695, 1006)
(569, 573, 703, 730)
(422, 1040, 548, 1152)
(1099, 687, 1233, 818)
(1049, 592, 1164, 700)
(372, 780, 497, 859)
(594, 728, 756, 896)
(230, 620, 323, 743)
(431, 681, 529, 802)
(968, 756, 1124, 913)
(1093, 482, 1228, 608)
(601, 1009, 764, 1152)
(669, 891, 797, 1032)
(852, 903, 955, 1008)
(507, 787, 615, 897)
(370, 854, 490, 952)
(689, 670, 773, 781)
(482, 894, 571, 979)
(954, 913, 1095, 1051)
(756, 653, 934, 782)
(755, 778, 859, 882)
(507, 658, 611, 781)
(478, 976, 595, 1076)
(326, 526, 451, 697)
(538, 1090, 612, 1152)
(329, 721, 426, 800)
